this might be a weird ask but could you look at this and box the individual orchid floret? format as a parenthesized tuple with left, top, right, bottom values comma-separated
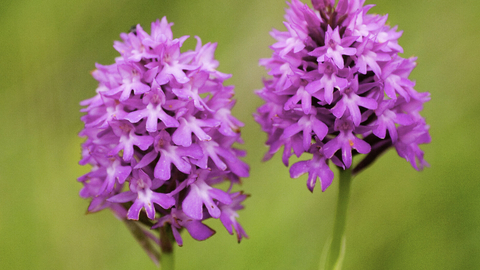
(280, 111, 328, 151)
(272, 21, 308, 57)
(330, 74, 377, 126)
(104, 64, 150, 101)
(124, 80, 179, 131)
(309, 25, 357, 69)
(152, 207, 216, 247)
(305, 59, 348, 104)
(290, 146, 335, 192)
(108, 120, 154, 162)
(323, 117, 371, 168)
(97, 157, 132, 195)
(108, 169, 175, 220)
(255, 0, 430, 192)
(78, 17, 249, 263)
(219, 191, 249, 242)
(395, 119, 431, 170)
(182, 170, 232, 220)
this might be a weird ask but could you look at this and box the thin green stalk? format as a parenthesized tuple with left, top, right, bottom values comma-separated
(160, 226, 175, 270)
(160, 250, 174, 270)
(324, 168, 352, 270)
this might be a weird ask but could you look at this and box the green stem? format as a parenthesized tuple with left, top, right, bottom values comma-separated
(325, 168, 352, 270)
(159, 226, 175, 270)
(160, 249, 174, 270)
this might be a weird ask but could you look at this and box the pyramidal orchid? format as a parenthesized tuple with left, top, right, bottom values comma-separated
(78, 17, 249, 268)
(255, 0, 430, 268)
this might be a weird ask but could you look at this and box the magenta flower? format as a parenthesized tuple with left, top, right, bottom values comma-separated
(309, 25, 357, 69)
(255, 0, 431, 192)
(108, 169, 175, 220)
(78, 17, 249, 263)
(290, 146, 337, 192)
(219, 192, 249, 242)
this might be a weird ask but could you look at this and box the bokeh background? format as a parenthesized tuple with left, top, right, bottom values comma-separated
(1, 0, 479, 269)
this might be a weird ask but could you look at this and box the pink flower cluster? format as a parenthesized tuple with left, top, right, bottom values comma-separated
(78, 17, 249, 249)
(255, 0, 431, 192)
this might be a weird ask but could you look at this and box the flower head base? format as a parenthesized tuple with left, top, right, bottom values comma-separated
(255, 0, 430, 192)
(79, 17, 249, 262)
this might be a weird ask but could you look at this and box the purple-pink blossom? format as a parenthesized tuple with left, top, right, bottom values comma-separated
(255, 0, 430, 192)
(78, 17, 249, 257)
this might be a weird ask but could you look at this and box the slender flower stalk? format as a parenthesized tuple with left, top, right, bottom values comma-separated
(159, 226, 173, 250)
(255, 0, 431, 268)
(78, 17, 249, 267)
(159, 226, 175, 270)
(161, 251, 175, 270)
(325, 168, 351, 270)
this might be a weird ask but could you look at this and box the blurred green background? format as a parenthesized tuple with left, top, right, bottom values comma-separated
(1, 0, 479, 269)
